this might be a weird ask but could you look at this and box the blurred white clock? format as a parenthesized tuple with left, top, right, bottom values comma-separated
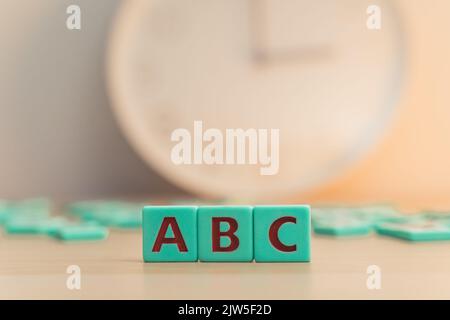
(107, 0, 404, 200)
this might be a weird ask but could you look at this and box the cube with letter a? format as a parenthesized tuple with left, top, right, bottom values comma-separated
(142, 206, 198, 262)
(253, 205, 311, 262)
(198, 206, 253, 262)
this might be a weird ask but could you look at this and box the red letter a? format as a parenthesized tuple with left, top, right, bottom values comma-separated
(152, 217, 188, 252)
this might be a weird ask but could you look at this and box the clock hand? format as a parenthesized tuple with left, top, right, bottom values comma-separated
(252, 46, 333, 65)
(248, 0, 333, 65)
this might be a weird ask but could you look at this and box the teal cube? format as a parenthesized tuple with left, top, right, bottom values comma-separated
(142, 206, 198, 262)
(198, 206, 253, 262)
(254, 205, 311, 262)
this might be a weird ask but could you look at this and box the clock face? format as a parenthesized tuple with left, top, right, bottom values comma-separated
(107, 0, 404, 200)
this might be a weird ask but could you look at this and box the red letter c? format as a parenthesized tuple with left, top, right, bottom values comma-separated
(269, 216, 297, 252)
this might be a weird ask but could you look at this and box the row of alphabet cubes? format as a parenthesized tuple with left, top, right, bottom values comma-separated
(142, 205, 310, 262)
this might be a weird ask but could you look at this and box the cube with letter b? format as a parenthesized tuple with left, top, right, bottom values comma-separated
(253, 205, 311, 262)
(142, 206, 197, 262)
(198, 206, 253, 262)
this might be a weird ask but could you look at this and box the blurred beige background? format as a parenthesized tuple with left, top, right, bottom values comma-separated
(0, 0, 182, 200)
(0, 0, 449, 208)
(307, 0, 450, 210)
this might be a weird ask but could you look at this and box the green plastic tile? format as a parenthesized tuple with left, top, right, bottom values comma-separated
(143, 206, 198, 262)
(254, 205, 311, 262)
(0, 202, 10, 225)
(66, 200, 103, 216)
(313, 217, 372, 237)
(311, 207, 336, 222)
(4, 214, 72, 235)
(10, 198, 52, 218)
(423, 212, 450, 227)
(4, 217, 43, 234)
(424, 212, 450, 219)
(198, 206, 253, 262)
(38, 217, 74, 237)
(350, 205, 405, 224)
(108, 212, 142, 229)
(375, 221, 450, 242)
(68, 201, 143, 229)
(67, 200, 121, 217)
(82, 208, 118, 225)
(56, 225, 109, 241)
(106, 204, 143, 229)
(312, 206, 407, 231)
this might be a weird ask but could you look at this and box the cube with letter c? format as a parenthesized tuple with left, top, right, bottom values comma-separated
(198, 206, 253, 262)
(142, 206, 198, 262)
(254, 205, 311, 262)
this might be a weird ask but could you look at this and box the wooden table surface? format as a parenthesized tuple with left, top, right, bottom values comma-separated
(1, 228, 450, 299)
